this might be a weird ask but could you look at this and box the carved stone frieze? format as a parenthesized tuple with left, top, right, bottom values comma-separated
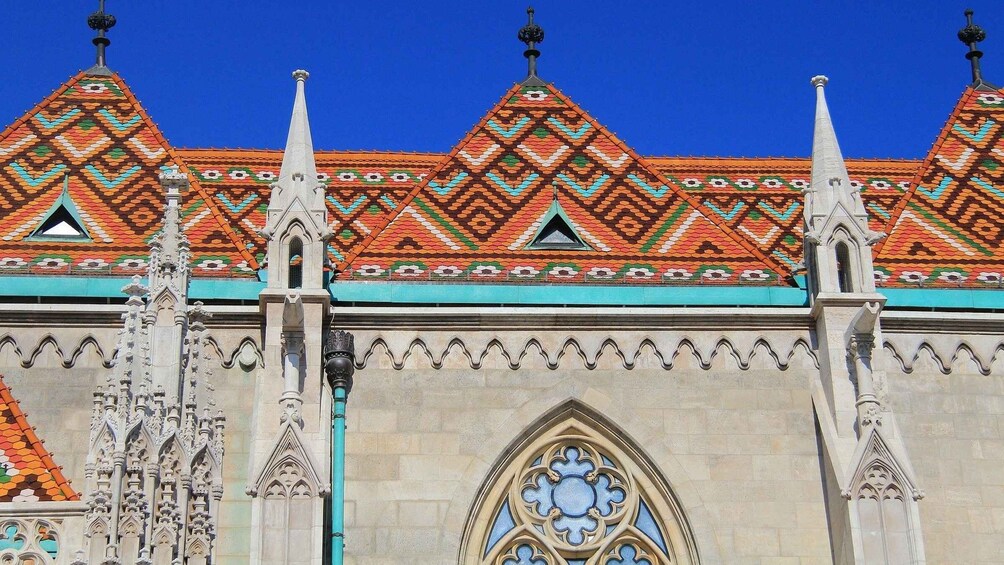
(349, 331, 819, 371)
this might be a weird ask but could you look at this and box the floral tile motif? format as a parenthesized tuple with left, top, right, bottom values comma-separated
(0, 375, 77, 502)
(3, 72, 1002, 288)
(649, 157, 917, 277)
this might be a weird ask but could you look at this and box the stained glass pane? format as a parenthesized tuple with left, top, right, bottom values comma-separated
(634, 499, 668, 554)
(485, 500, 516, 556)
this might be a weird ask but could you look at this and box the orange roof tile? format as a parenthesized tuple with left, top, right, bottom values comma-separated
(875, 86, 1004, 287)
(0, 72, 256, 278)
(338, 83, 791, 285)
(0, 375, 77, 502)
(176, 149, 442, 265)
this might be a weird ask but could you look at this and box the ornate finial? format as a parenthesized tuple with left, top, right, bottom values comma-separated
(87, 0, 116, 74)
(958, 9, 990, 87)
(323, 330, 355, 394)
(292, 69, 310, 82)
(518, 7, 545, 85)
(811, 75, 829, 88)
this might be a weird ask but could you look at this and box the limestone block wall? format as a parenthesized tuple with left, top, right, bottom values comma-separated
(879, 314, 1004, 564)
(338, 308, 833, 564)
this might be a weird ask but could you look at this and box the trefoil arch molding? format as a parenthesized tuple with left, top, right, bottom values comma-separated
(460, 400, 700, 565)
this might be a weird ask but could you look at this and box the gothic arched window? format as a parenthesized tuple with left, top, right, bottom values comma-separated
(462, 403, 698, 565)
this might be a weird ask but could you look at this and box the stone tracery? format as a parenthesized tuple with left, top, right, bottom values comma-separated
(464, 404, 697, 565)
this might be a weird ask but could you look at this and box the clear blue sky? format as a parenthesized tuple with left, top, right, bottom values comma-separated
(4, 2, 1002, 159)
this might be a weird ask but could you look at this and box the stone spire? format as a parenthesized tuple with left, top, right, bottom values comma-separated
(81, 170, 225, 565)
(275, 70, 323, 211)
(807, 76, 859, 220)
(148, 167, 190, 304)
(803, 76, 882, 297)
(262, 70, 331, 290)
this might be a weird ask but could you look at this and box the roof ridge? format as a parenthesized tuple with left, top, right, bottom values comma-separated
(545, 85, 789, 277)
(0, 374, 78, 501)
(108, 73, 260, 270)
(337, 83, 524, 270)
(873, 87, 978, 255)
(0, 71, 86, 146)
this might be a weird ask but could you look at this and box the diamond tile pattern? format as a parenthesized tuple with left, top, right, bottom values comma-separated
(875, 87, 1004, 287)
(0, 375, 77, 502)
(176, 149, 438, 265)
(0, 72, 255, 278)
(4, 73, 1004, 288)
(341, 85, 789, 285)
(649, 157, 917, 277)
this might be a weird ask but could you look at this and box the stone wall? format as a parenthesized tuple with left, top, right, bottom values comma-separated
(341, 322, 832, 564)
(3, 305, 1003, 564)
(885, 359, 1004, 563)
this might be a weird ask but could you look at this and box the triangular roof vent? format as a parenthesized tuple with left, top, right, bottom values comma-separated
(527, 198, 589, 250)
(28, 175, 91, 241)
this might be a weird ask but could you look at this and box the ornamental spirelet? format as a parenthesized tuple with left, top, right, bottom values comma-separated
(518, 7, 544, 46)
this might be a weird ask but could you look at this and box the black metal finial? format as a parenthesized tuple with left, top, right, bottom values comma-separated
(87, 0, 116, 74)
(323, 330, 355, 394)
(958, 9, 989, 87)
(518, 7, 545, 85)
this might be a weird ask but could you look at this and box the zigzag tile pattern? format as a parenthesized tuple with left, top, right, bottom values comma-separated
(176, 150, 436, 265)
(0, 73, 255, 278)
(876, 87, 1004, 287)
(0, 375, 77, 502)
(6, 74, 1004, 288)
(341, 85, 789, 285)
(650, 158, 916, 275)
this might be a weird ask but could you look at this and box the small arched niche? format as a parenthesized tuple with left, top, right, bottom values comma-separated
(287, 236, 303, 289)
(460, 401, 700, 565)
(835, 240, 854, 293)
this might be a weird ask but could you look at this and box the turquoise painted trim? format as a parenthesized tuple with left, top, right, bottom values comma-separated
(332, 282, 810, 306)
(0, 276, 265, 300)
(2, 275, 1004, 310)
(881, 287, 1004, 309)
(190, 279, 266, 300)
(331, 386, 348, 565)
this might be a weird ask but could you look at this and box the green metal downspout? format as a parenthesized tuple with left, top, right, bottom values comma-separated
(323, 330, 355, 565)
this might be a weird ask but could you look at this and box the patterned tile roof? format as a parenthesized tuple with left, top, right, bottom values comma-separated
(649, 157, 919, 277)
(4, 72, 1003, 289)
(874, 86, 1004, 288)
(339, 84, 791, 285)
(0, 375, 77, 502)
(175, 149, 441, 265)
(0, 72, 256, 279)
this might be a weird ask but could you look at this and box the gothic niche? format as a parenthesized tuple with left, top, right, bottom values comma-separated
(462, 403, 698, 565)
(844, 429, 924, 565)
(249, 422, 326, 565)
